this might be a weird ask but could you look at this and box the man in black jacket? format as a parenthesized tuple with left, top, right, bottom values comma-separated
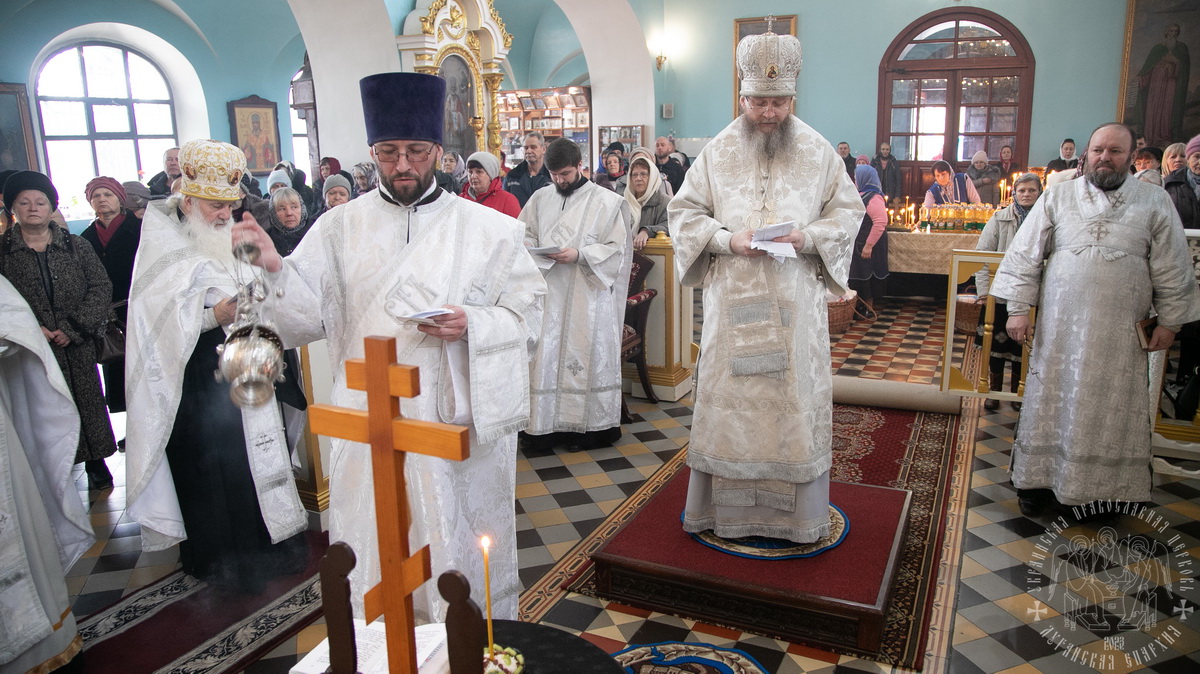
(146, 147, 181, 196)
(654, 136, 686, 194)
(505, 132, 552, 207)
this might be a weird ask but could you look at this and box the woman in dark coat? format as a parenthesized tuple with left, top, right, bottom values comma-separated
(1, 171, 117, 489)
(80, 177, 141, 418)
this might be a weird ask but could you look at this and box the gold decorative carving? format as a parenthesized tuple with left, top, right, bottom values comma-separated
(487, 120, 502, 155)
(482, 72, 505, 93)
(420, 0, 449, 35)
(467, 31, 480, 53)
(487, 0, 514, 48)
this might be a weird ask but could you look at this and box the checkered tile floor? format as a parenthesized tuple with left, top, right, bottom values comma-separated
(830, 297, 969, 384)
(63, 304, 1200, 673)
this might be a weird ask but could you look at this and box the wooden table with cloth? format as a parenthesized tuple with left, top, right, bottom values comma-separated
(884, 230, 981, 298)
(886, 231, 982, 274)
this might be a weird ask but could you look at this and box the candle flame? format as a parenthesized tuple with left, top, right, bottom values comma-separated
(481, 535, 491, 550)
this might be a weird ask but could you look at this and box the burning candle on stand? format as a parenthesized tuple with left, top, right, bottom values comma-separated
(481, 535, 495, 657)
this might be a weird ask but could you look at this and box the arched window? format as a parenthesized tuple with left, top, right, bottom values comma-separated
(35, 43, 177, 220)
(877, 8, 1034, 200)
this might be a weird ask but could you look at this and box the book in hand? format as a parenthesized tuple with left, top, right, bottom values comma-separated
(527, 245, 563, 256)
(1137, 316, 1158, 350)
(396, 308, 455, 326)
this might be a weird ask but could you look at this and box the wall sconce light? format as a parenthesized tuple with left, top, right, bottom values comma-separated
(656, 51, 668, 71)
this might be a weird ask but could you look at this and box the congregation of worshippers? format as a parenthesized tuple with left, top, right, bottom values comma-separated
(4, 2, 1200, 672)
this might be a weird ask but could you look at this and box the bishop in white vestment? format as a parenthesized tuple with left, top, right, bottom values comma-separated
(235, 73, 546, 622)
(520, 137, 632, 450)
(1, 275, 92, 674)
(669, 28, 863, 544)
(125, 140, 307, 592)
(991, 124, 1200, 514)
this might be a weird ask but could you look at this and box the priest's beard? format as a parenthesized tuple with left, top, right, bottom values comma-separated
(1086, 161, 1130, 191)
(739, 114, 794, 163)
(180, 209, 239, 268)
(379, 162, 435, 205)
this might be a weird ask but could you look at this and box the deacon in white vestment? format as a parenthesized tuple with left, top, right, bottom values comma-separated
(669, 27, 863, 544)
(992, 123, 1200, 516)
(125, 140, 307, 592)
(1, 275, 92, 673)
(233, 73, 545, 622)
(520, 137, 632, 451)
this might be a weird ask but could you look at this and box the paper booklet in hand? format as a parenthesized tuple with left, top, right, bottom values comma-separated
(397, 308, 455, 326)
(749, 221, 797, 262)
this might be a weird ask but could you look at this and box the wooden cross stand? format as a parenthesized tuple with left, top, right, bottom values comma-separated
(308, 335, 470, 674)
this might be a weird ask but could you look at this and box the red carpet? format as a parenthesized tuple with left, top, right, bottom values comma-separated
(599, 470, 908, 605)
(78, 531, 328, 673)
(529, 404, 960, 670)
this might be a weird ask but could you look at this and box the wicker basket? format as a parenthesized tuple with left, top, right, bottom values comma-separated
(828, 294, 856, 335)
(955, 290, 982, 335)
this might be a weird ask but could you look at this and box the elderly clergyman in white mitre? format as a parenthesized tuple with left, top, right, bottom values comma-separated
(668, 21, 863, 544)
(125, 139, 307, 593)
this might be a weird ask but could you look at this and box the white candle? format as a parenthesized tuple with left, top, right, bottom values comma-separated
(481, 536, 494, 656)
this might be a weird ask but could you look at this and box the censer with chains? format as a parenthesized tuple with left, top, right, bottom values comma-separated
(214, 238, 287, 407)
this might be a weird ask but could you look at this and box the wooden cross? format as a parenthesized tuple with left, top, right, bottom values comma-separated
(308, 335, 470, 674)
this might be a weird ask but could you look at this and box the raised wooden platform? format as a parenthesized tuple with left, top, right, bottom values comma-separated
(590, 476, 911, 655)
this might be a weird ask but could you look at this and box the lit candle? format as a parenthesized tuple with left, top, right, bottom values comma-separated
(481, 536, 494, 657)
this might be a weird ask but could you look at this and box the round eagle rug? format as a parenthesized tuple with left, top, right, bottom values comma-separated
(684, 504, 849, 560)
(613, 641, 769, 674)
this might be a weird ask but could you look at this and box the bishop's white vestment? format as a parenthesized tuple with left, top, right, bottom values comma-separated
(125, 201, 306, 557)
(991, 176, 1200, 504)
(1, 276, 92, 674)
(669, 116, 863, 543)
(520, 180, 632, 435)
(266, 186, 545, 622)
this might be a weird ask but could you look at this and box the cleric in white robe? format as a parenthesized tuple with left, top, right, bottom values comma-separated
(124, 140, 307, 592)
(233, 72, 546, 622)
(1, 275, 93, 673)
(520, 137, 632, 450)
(669, 27, 863, 544)
(991, 123, 1200, 514)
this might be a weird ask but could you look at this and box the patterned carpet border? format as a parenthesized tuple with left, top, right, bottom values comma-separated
(520, 405, 971, 671)
(79, 571, 203, 645)
(161, 574, 322, 674)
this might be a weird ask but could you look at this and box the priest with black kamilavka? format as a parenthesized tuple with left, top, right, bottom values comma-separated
(232, 73, 546, 622)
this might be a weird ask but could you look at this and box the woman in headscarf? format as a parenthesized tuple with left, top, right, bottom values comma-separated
(848, 165, 889, 318)
(441, 153, 467, 195)
(619, 148, 668, 250)
(967, 150, 1002, 204)
(80, 177, 141, 422)
(0, 171, 117, 489)
(974, 172, 1042, 411)
(594, 150, 625, 192)
(351, 161, 378, 197)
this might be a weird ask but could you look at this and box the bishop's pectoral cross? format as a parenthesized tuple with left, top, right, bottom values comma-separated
(309, 335, 470, 674)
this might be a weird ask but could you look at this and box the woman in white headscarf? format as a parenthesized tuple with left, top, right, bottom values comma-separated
(617, 148, 668, 250)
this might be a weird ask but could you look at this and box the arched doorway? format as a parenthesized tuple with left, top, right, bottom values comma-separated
(877, 8, 1034, 201)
